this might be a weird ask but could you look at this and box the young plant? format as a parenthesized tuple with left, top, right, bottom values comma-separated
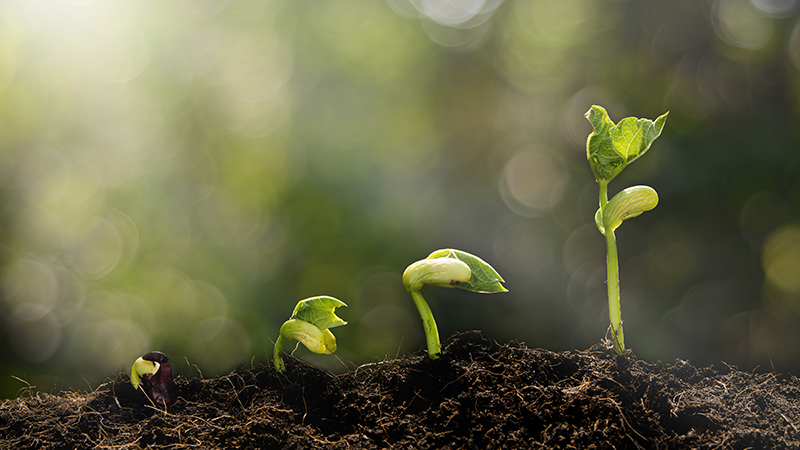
(585, 105, 668, 355)
(402, 248, 507, 360)
(273, 296, 348, 373)
(131, 351, 177, 405)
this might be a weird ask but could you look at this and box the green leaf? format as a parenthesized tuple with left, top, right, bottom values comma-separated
(426, 249, 507, 293)
(611, 112, 668, 165)
(585, 105, 668, 183)
(291, 296, 348, 330)
(585, 105, 623, 182)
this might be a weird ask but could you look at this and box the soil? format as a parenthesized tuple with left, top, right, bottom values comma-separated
(2, 331, 799, 449)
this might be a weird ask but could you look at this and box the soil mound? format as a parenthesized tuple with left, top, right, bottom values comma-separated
(2, 331, 799, 449)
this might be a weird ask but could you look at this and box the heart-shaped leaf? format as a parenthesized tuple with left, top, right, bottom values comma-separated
(611, 114, 668, 165)
(585, 105, 668, 183)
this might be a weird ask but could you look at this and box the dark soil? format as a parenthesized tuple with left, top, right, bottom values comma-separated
(2, 331, 799, 449)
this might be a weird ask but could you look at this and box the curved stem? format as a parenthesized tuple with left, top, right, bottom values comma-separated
(410, 290, 440, 359)
(273, 335, 286, 373)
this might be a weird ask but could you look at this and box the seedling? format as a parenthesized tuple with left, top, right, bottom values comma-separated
(131, 351, 177, 405)
(402, 248, 507, 359)
(585, 105, 668, 355)
(273, 296, 348, 373)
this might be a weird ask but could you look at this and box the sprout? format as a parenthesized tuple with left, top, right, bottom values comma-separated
(131, 351, 177, 405)
(403, 249, 507, 360)
(273, 296, 348, 373)
(585, 105, 668, 355)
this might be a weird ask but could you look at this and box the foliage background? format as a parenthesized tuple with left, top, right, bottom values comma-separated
(2, 0, 800, 398)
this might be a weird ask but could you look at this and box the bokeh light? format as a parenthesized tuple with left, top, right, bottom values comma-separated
(763, 225, 800, 305)
(713, 0, 774, 49)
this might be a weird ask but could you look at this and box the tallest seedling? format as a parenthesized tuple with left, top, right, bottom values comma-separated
(586, 105, 668, 355)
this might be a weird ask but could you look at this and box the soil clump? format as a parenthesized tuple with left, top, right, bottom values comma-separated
(2, 331, 799, 449)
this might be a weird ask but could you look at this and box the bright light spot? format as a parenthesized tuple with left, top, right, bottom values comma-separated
(386, 0, 423, 18)
(750, 0, 797, 16)
(3, 257, 59, 320)
(411, 0, 497, 27)
(420, 18, 492, 48)
(763, 224, 800, 294)
(64, 210, 139, 280)
(499, 147, 568, 216)
(70, 216, 123, 279)
(712, 0, 773, 49)
(387, 0, 504, 48)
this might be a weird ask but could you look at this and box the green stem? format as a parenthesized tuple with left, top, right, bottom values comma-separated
(599, 180, 609, 209)
(273, 335, 286, 373)
(600, 180, 624, 355)
(410, 290, 440, 359)
(605, 228, 624, 354)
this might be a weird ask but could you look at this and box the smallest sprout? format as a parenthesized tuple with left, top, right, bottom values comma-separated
(131, 351, 177, 405)
(131, 358, 159, 390)
(274, 296, 348, 373)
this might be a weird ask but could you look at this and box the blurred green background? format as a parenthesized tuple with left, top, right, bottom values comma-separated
(2, 0, 800, 398)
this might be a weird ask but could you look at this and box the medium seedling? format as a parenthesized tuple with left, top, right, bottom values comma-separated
(273, 296, 348, 373)
(402, 248, 507, 359)
(585, 105, 668, 355)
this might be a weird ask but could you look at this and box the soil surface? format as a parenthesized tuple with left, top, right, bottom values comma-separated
(2, 331, 799, 449)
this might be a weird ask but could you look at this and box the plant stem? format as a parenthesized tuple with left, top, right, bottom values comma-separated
(273, 335, 286, 373)
(605, 228, 624, 354)
(600, 180, 624, 355)
(410, 290, 440, 359)
(599, 180, 609, 210)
